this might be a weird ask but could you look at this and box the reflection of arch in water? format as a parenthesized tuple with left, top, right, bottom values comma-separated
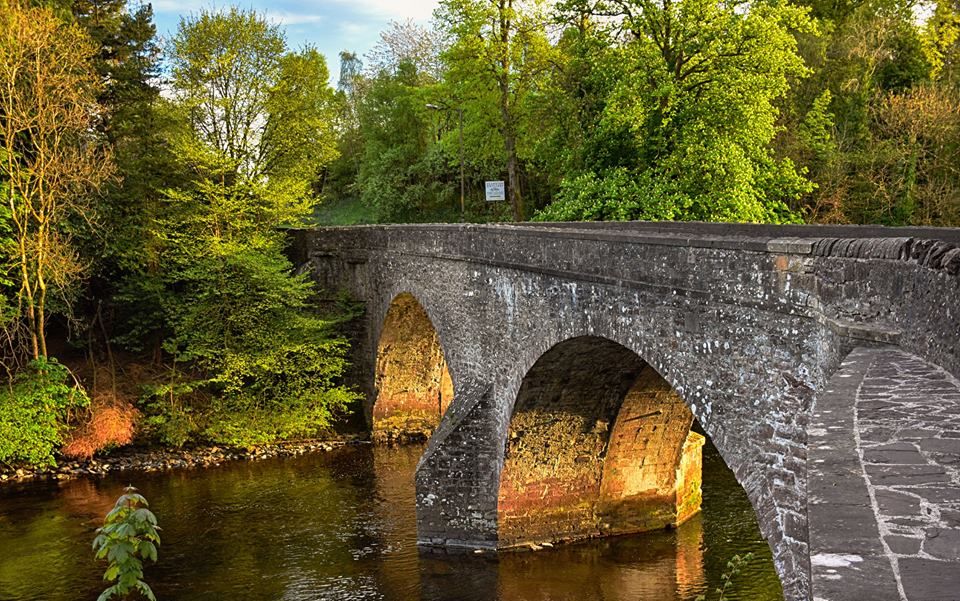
(496, 516, 706, 601)
(372, 293, 453, 442)
(497, 336, 705, 547)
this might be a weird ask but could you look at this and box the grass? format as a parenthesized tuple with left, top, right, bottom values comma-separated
(311, 196, 377, 226)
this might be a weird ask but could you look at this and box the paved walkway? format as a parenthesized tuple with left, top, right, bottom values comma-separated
(809, 347, 960, 601)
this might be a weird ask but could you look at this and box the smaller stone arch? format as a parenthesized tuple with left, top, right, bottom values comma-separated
(497, 336, 703, 546)
(372, 292, 453, 443)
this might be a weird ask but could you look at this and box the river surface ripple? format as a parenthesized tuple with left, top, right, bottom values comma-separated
(0, 440, 782, 600)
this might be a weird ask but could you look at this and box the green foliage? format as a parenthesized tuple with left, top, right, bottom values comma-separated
(90, 7, 362, 449)
(923, 0, 960, 84)
(0, 358, 89, 467)
(169, 7, 338, 202)
(137, 382, 198, 448)
(437, 0, 557, 220)
(535, 169, 680, 222)
(356, 63, 456, 222)
(93, 487, 160, 601)
(145, 172, 358, 447)
(695, 552, 755, 601)
(777, 0, 960, 225)
(543, 0, 815, 223)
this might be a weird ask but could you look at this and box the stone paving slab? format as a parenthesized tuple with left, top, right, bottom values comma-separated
(809, 347, 960, 601)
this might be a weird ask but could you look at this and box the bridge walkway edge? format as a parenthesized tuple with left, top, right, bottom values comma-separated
(809, 347, 960, 601)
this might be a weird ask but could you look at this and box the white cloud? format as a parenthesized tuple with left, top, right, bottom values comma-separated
(267, 11, 327, 26)
(327, 0, 439, 22)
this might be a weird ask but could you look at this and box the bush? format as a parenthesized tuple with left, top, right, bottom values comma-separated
(534, 168, 685, 222)
(535, 164, 804, 224)
(0, 358, 89, 467)
(62, 394, 138, 459)
(137, 380, 201, 448)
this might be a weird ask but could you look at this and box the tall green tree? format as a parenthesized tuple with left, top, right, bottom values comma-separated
(355, 61, 456, 222)
(150, 8, 356, 446)
(538, 0, 815, 223)
(67, 1, 177, 356)
(437, 0, 556, 220)
(923, 0, 960, 85)
(169, 8, 338, 206)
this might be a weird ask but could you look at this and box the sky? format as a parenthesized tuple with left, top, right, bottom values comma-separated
(150, 0, 442, 85)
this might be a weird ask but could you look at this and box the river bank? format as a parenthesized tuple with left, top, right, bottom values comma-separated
(0, 435, 369, 484)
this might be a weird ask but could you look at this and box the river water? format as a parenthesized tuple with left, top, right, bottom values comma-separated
(0, 440, 782, 601)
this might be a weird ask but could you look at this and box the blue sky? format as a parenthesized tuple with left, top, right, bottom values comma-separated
(150, 0, 441, 85)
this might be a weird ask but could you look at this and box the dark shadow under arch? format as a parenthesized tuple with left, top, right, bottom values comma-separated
(372, 292, 453, 443)
(497, 336, 704, 546)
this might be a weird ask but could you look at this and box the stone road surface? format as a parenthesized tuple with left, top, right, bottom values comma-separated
(810, 347, 960, 601)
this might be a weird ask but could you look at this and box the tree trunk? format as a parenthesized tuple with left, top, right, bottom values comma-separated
(498, 0, 524, 221)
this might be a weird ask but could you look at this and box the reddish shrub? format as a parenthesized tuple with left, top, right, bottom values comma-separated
(63, 395, 138, 459)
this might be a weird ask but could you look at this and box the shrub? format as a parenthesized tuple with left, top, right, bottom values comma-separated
(0, 358, 89, 467)
(62, 394, 138, 459)
(533, 168, 684, 222)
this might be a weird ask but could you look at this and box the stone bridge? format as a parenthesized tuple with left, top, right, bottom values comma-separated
(289, 222, 960, 601)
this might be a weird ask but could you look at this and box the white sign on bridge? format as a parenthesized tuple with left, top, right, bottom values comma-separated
(485, 180, 506, 202)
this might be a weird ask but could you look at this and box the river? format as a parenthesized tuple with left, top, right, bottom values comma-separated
(0, 439, 782, 600)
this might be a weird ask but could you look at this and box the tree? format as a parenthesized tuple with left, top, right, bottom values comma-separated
(923, 0, 960, 85)
(338, 50, 364, 101)
(538, 0, 814, 223)
(437, 0, 556, 221)
(366, 19, 445, 80)
(355, 61, 456, 221)
(150, 177, 359, 447)
(775, 0, 953, 224)
(169, 7, 338, 205)
(0, 0, 113, 362)
(330, 24, 467, 223)
(63, 0, 177, 362)
(832, 86, 960, 225)
(147, 7, 358, 446)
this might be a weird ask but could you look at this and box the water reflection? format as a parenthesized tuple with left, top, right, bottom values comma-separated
(0, 440, 781, 601)
(494, 516, 704, 601)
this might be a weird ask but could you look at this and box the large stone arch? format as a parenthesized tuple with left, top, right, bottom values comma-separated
(371, 292, 454, 442)
(497, 336, 704, 547)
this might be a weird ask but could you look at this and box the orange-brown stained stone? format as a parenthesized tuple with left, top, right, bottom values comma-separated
(498, 361, 704, 547)
(373, 293, 452, 442)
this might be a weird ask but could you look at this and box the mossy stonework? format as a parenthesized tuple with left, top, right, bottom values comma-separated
(291, 222, 960, 601)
